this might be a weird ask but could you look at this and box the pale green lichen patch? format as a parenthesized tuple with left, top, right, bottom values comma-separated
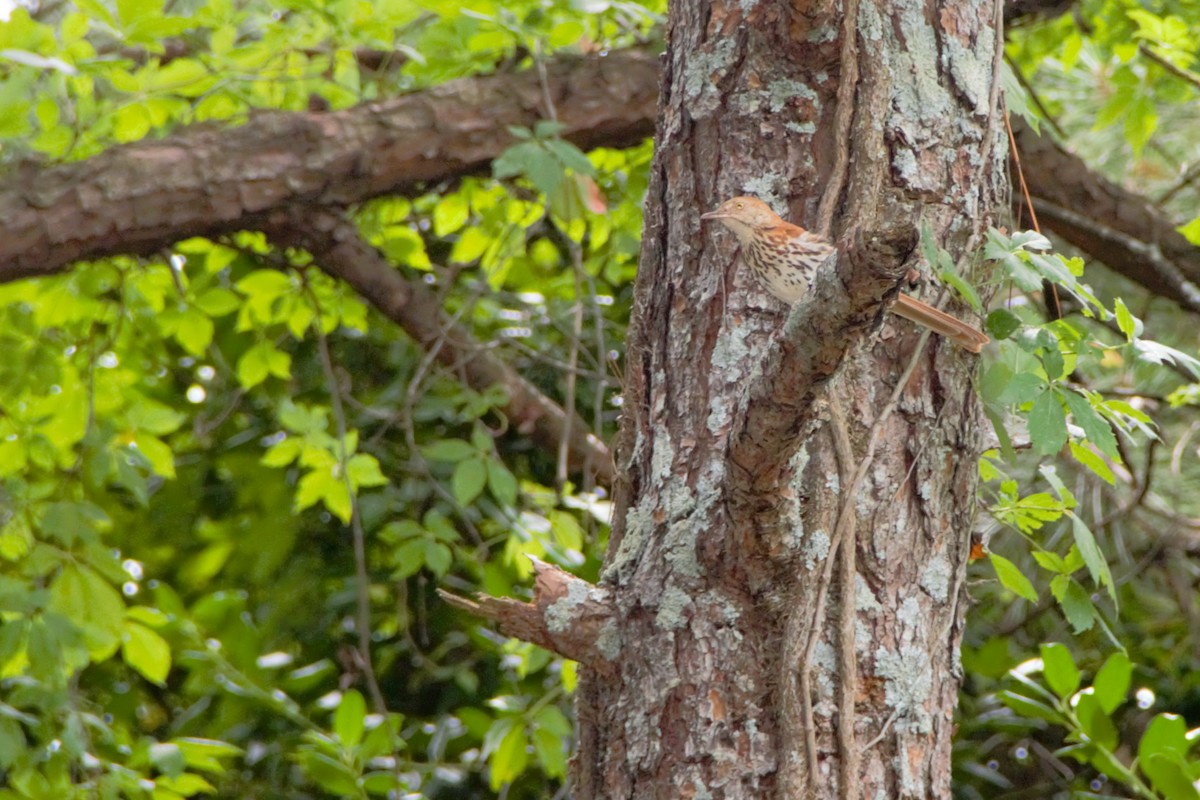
(709, 320, 755, 372)
(859, 1, 885, 41)
(856, 574, 882, 613)
(813, 639, 838, 708)
(683, 39, 738, 119)
(785, 120, 816, 135)
(766, 78, 817, 113)
(656, 584, 693, 630)
(545, 579, 593, 633)
(804, 528, 831, 570)
(891, 4, 952, 126)
(897, 596, 923, 629)
(742, 174, 788, 211)
(664, 518, 704, 579)
(875, 644, 934, 734)
(595, 619, 622, 660)
(603, 500, 651, 583)
(944, 28, 996, 117)
(650, 425, 676, 484)
(920, 555, 951, 601)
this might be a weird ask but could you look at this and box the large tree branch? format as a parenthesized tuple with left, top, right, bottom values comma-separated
(265, 208, 613, 481)
(1012, 119, 1200, 314)
(0, 50, 659, 282)
(4, 49, 1197, 314)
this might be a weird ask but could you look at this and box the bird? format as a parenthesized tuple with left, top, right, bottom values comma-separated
(700, 196, 989, 353)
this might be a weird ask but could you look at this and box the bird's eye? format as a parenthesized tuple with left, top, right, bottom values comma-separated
(735, 202, 744, 209)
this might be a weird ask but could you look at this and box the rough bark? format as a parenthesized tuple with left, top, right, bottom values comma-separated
(572, 1, 1005, 798)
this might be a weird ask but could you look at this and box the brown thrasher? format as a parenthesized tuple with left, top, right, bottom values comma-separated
(701, 197, 989, 353)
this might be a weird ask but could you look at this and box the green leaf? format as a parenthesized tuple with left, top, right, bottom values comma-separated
(1030, 550, 1067, 573)
(113, 102, 152, 143)
(1178, 215, 1200, 246)
(262, 437, 303, 467)
(985, 309, 1022, 340)
(433, 193, 469, 237)
(122, 620, 171, 685)
(1069, 442, 1116, 485)
(149, 742, 185, 778)
(1028, 389, 1068, 456)
(998, 690, 1065, 724)
(1040, 642, 1080, 699)
(1133, 339, 1200, 380)
(534, 705, 573, 738)
(1059, 389, 1120, 459)
(543, 138, 596, 176)
(423, 541, 452, 576)
(489, 721, 528, 789)
(1093, 652, 1131, 714)
(938, 267, 982, 314)
(389, 540, 425, 579)
(334, 690, 366, 749)
(1050, 575, 1095, 632)
(133, 433, 176, 479)
(1074, 692, 1118, 750)
(452, 458, 487, 506)
(989, 553, 1038, 602)
(422, 439, 477, 462)
(300, 750, 360, 796)
(487, 460, 519, 506)
(296, 468, 352, 523)
(532, 728, 567, 778)
(347, 453, 388, 489)
(1113, 298, 1140, 341)
(194, 287, 241, 317)
(237, 341, 291, 389)
(533, 120, 567, 138)
(1123, 93, 1158, 154)
(1143, 756, 1200, 800)
(49, 563, 124, 661)
(1137, 714, 1185, 762)
(1070, 515, 1114, 603)
(0, 717, 26, 770)
(1139, 715, 1199, 800)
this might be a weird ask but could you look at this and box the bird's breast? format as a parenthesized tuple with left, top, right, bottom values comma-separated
(746, 236, 812, 305)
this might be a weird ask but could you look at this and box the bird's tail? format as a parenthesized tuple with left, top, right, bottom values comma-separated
(893, 293, 990, 353)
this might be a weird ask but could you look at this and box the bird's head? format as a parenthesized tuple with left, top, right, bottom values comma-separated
(700, 196, 784, 242)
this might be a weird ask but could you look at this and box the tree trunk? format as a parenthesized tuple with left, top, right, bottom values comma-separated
(574, 1, 1006, 797)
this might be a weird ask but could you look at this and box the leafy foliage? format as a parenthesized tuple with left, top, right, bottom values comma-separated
(1, 0, 1199, 798)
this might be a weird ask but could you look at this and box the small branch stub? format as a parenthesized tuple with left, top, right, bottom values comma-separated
(438, 556, 617, 667)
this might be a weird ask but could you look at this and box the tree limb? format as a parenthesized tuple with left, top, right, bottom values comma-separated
(436, 556, 617, 666)
(1011, 118, 1200, 314)
(4, 49, 1197, 313)
(0, 50, 659, 282)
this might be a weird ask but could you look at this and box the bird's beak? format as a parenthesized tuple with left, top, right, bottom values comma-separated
(700, 209, 725, 220)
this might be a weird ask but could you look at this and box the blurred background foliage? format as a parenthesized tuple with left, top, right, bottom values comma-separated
(0, 0, 1198, 797)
